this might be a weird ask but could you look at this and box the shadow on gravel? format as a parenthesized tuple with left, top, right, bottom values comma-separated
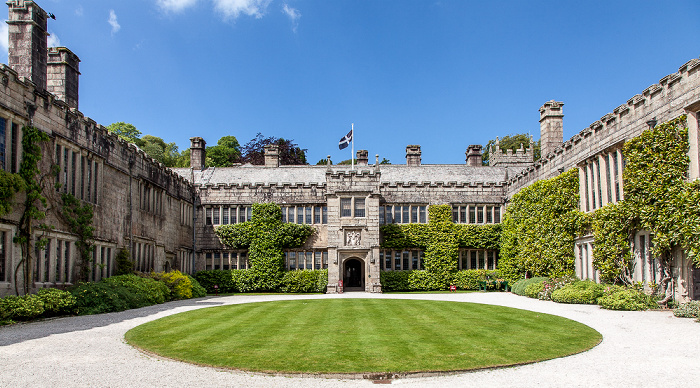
(0, 298, 225, 346)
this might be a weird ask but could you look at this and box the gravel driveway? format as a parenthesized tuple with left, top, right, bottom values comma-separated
(1, 292, 699, 387)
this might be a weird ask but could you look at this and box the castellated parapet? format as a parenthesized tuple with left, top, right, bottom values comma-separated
(506, 57, 700, 196)
(488, 137, 535, 169)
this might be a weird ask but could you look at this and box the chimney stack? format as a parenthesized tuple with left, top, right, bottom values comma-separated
(465, 145, 483, 166)
(7, 0, 49, 91)
(264, 144, 279, 167)
(539, 100, 564, 158)
(356, 150, 368, 165)
(189, 137, 206, 170)
(47, 47, 80, 109)
(406, 145, 421, 166)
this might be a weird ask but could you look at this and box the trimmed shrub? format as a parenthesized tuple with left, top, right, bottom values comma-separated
(188, 275, 207, 298)
(598, 287, 657, 311)
(148, 270, 193, 300)
(231, 270, 263, 293)
(37, 288, 77, 316)
(69, 281, 144, 315)
(537, 277, 576, 301)
(193, 270, 237, 293)
(0, 294, 45, 321)
(673, 301, 700, 318)
(551, 281, 604, 304)
(524, 282, 544, 299)
(408, 270, 448, 291)
(279, 270, 328, 293)
(103, 274, 169, 305)
(380, 271, 411, 292)
(511, 277, 548, 296)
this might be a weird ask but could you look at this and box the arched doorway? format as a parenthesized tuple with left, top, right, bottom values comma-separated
(343, 258, 364, 290)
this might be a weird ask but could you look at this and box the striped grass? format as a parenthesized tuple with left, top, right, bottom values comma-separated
(125, 299, 601, 374)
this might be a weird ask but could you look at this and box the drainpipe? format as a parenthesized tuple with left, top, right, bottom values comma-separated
(191, 169, 197, 275)
(128, 154, 135, 262)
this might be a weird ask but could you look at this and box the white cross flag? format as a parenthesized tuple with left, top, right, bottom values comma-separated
(338, 129, 353, 150)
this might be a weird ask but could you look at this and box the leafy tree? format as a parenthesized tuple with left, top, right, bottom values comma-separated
(316, 158, 330, 165)
(241, 133, 307, 165)
(380, 158, 391, 165)
(107, 122, 141, 143)
(174, 149, 191, 168)
(140, 135, 180, 167)
(206, 136, 241, 167)
(483, 134, 540, 165)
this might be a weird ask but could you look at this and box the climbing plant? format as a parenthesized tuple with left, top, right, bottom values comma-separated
(498, 169, 587, 281)
(60, 192, 95, 282)
(12, 126, 51, 295)
(591, 115, 696, 304)
(380, 205, 501, 288)
(215, 203, 314, 290)
(0, 170, 25, 216)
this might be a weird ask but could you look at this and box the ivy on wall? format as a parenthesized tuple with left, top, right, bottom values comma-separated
(13, 126, 51, 295)
(591, 116, 698, 289)
(0, 170, 25, 216)
(380, 204, 501, 288)
(60, 193, 95, 282)
(498, 169, 586, 281)
(215, 203, 314, 291)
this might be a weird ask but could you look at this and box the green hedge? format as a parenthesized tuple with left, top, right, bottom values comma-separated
(597, 286, 658, 311)
(551, 281, 604, 304)
(194, 269, 328, 293)
(279, 269, 328, 293)
(380, 269, 502, 292)
(510, 277, 548, 296)
(103, 274, 169, 305)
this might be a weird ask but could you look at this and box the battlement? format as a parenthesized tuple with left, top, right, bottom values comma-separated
(506, 56, 700, 195)
(489, 137, 535, 168)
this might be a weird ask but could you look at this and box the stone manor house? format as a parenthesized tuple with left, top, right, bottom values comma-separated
(1, 1, 699, 300)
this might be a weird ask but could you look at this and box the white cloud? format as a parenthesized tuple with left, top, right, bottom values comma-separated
(0, 22, 8, 54)
(213, 0, 271, 20)
(156, 0, 198, 13)
(75, 5, 84, 17)
(282, 3, 300, 32)
(47, 32, 60, 47)
(108, 9, 121, 35)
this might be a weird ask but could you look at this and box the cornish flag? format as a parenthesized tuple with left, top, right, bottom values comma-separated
(338, 129, 353, 150)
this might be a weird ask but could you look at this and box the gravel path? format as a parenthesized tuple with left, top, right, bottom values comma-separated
(1, 292, 699, 388)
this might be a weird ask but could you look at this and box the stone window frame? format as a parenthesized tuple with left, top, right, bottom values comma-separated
(54, 139, 102, 205)
(340, 197, 367, 219)
(578, 147, 624, 213)
(0, 227, 10, 283)
(133, 240, 156, 273)
(204, 205, 252, 226)
(379, 204, 428, 225)
(450, 204, 501, 224)
(379, 249, 424, 271)
(280, 205, 328, 225)
(205, 250, 249, 270)
(0, 115, 23, 174)
(285, 250, 328, 271)
(33, 232, 77, 285)
(139, 181, 163, 215)
(89, 243, 116, 282)
(457, 249, 499, 270)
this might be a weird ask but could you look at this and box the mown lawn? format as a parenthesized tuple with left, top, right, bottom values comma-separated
(125, 299, 601, 374)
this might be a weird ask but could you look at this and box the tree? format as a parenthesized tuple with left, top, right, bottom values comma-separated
(380, 158, 391, 165)
(107, 122, 141, 143)
(240, 133, 307, 165)
(140, 135, 180, 167)
(482, 134, 540, 165)
(206, 136, 241, 167)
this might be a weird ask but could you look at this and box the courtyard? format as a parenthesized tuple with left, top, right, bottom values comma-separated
(1, 292, 699, 387)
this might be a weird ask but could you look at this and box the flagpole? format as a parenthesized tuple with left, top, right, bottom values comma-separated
(351, 123, 354, 170)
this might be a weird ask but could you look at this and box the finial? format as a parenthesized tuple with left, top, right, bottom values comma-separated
(326, 155, 331, 166)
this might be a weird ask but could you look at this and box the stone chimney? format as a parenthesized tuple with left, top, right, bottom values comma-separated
(356, 150, 368, 166)
(264, 144, 279, 167)
(465, 145, 483, 166)
(406, 145, 421, 166)
(189, 137, 206, 170)
(7, 0, 49, 91)
(47, 47, 80, 109)
(540, 100, 564, 157)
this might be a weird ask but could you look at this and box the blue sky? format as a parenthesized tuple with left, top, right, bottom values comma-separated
(2, 0, 699, 164)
